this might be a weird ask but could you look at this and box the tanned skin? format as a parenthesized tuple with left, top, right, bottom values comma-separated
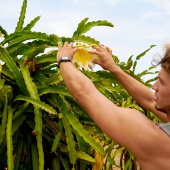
(57, 42, 170, 170)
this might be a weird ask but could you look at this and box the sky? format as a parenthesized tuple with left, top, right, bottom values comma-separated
(1, 0, 170, 76)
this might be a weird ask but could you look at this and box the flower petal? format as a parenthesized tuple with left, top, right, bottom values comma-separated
(72, 44, 99, 71)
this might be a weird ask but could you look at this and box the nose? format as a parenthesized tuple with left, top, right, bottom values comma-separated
(152, 80, 158, 92)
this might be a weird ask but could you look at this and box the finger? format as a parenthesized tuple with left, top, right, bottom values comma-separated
(63, 41, 68, 47)
(73, 48, 78, 53)
(91, 46, 103, 53)
(88, 50, 101, 57)
(68, 42, 73, 48)
(98, 44, 105, 48)
(92, 59, 101, 65)
(106, 46, 112, 54)
(99, 44, 107, 51)
(93, 44, 107, 52)
(58, 41, 62, 49)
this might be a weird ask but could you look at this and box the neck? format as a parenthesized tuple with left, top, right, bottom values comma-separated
(167, 114, 170, 122)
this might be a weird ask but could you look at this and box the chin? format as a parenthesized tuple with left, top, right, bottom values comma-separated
(155, 105, 167, 114)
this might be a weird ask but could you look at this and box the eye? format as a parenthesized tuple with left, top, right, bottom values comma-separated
(159, 78, 164, 85)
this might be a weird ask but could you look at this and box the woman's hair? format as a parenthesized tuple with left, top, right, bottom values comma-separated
(152, 44, 170, 73)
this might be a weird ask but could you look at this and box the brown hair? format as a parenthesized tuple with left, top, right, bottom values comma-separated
(156, 44, 170, 73)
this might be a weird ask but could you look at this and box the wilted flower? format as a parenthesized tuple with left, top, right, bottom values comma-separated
(73, 43, 99, 71)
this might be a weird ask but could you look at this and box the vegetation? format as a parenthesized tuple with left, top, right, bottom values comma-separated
(0, 0, 159, 169)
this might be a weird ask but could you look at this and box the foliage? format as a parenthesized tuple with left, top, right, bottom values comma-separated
(0, 0, 159, 170)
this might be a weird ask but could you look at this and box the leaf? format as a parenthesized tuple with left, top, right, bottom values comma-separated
(111, 146, 125, 158)
(33, 73, 48, 85)
(100, 78, 112, 86)
(125, 60, 133, 70)
(96, 70, 117, 83)
(0, 25, 8, 37)
(49, 34, 62, 46)
(62, 115, 77, 164)
(51, 132, 62, 152)
(31, 143, 39, 170)
(34, 107, 44, 170)
(76, 151, 95, 163)
(6, 107, 14, 170)
(35, 50, 57, 64)
(12, 103, 29, 135)
(9, 31, 50, 47)
(15, 0, 27, 32)
(106, 157, 115, 165)
(73, 18, 89, 38)
(13, 101, 30, 120)
(0, 96, 8, 145)
(13, 113, 27, 135)
(46, 94, 60, 108)
(38, 85, 71, 97)
(26, 44, 47, 61)
(145, 76, 157, 85)
(23, 16, 41, 31)
(137, 69, 154, 77)
(75, 35, 99, 45)
(124, 158, 132, 170)
(73, 127, 105, 155)
(20, 66, 39, 99)
(38, 66, 57, 75)
(52, 157, 60, 170)
(3, 31, 50, 47)
(14, 137, 23, 170)
(0, 79, 5, 90)
(66, 97, 87, 116)
(20, 65, 45, 169)
(82, 20, 114, 35)
(132, 60, 137, 73)
(7, 42, 29, 55)
(149, 65, 156, 70)
(1, 66, 14, 80)
(43, 74, 62, 85)
(14, 95, 57, 115)
(0, 46, 28, 95)
(9, 40, 48, 55)
(127, 55, 133, 63)
(60, 155, 71, 170)
(136, 44, 156, 60)
(60, 95, 105, 156)
(73, 18, 114, 38)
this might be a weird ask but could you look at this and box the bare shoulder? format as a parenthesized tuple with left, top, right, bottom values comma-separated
(82, 89, 168, 151)
(136, 121, 170, 170)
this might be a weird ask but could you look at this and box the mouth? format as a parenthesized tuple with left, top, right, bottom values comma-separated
(154, 95, 158, 102)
